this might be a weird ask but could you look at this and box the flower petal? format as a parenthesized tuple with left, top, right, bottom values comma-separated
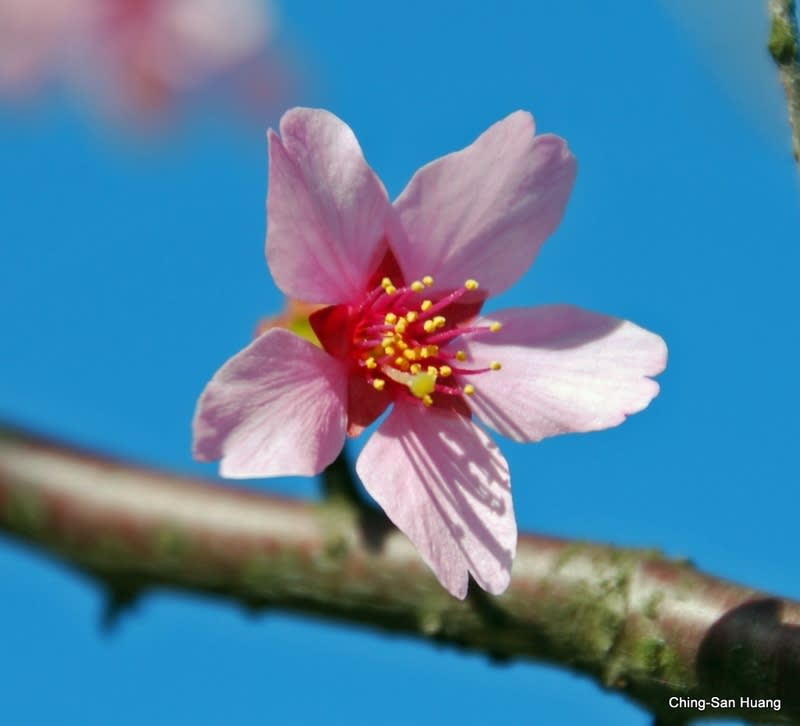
(266, 108, 397, 304)
(193, 328, 348, 477)
(356, 403, 515, 598)
(393, 111, 577, 296)
(463, 306, 667, 442)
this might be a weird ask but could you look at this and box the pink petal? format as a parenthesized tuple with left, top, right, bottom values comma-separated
(356, 403, 515, 598)
(463, 306, 667, 442)
(393, 111, 577, 296)
(266, 108, 397, 304)
(193, 329, 348, 478)
(158, 0, 269, 76)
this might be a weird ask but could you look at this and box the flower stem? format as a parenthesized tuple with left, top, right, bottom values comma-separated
(320, 446, 376, 516)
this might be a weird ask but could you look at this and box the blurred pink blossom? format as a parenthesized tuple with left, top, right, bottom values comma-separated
(193, 108, 668, 598)
(0, 0, 284, 122)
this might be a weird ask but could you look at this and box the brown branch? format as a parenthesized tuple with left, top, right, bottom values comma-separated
(768, 0, 800, 164)
(1, 424, 799, 724)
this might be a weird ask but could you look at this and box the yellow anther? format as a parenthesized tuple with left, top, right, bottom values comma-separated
(422, 275, 434, 286)
(406, 311, 418, 323)
(381, 277, 393, 288)
(465, 279, 479, 290)
(427, 365, 438, 376)
(384, 346, 395, 356)
(423, 320, 436, 333)
(384, 312, 398, 324)
(365, 357, 377, 369)
(403, 349, 417, 360)
(385, 285, 397, 295)
(490, 361, 502, 371)
(455, 351, 467, 361)
(410, 280, 425, 292)
(463, 384, 475, 396)
(395, 339, 408, 350)
(395, 322, 407, 336)
(422, 394, 434, 407)
(395, 357, 409, 369)
(373, 379, 386, 391)
(381, 337, 395, 348)
(420, 300, 433, 311)
(439, 365, 452, 377)
(489, 322, 503, 333)
(410, 363, 422, 374)
(433, 315, 446, 329)
(420, 347, 432, 358)
(409, 371, 437, 398)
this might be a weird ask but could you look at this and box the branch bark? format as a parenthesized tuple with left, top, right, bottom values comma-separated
(768, 0, 800, 165)
(1, 424, 799, 725)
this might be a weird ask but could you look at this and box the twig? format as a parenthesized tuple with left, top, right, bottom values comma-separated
(1, 423, 799, 724)
(768, 0, 800, 164)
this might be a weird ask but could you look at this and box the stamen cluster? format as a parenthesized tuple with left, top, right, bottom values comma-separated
(351, 275, 502, 408)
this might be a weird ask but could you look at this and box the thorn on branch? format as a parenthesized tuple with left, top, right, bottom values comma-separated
(240, 598, 270, 619)
(100, 581, 142, 633)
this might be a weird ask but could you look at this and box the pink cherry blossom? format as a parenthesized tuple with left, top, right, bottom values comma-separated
(0, 0, 278, 120)
(0, 0, 90, 92)
(193, 108, 668, 599)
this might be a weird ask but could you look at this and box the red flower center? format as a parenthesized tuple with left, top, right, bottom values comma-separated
(311, 257, 503, 421)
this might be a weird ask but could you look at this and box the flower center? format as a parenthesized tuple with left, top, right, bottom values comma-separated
(348, 275, 502, 408)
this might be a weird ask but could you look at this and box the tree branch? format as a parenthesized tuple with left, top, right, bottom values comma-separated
(1, 424, 799, 724)
(768, 0, 800, 165)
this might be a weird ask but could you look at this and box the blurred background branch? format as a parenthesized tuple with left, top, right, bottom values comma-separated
(1, 423, 798, 725)
(768, 0, 800, 163)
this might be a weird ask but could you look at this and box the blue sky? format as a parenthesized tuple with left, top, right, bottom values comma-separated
(1, 1, 799, 724)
